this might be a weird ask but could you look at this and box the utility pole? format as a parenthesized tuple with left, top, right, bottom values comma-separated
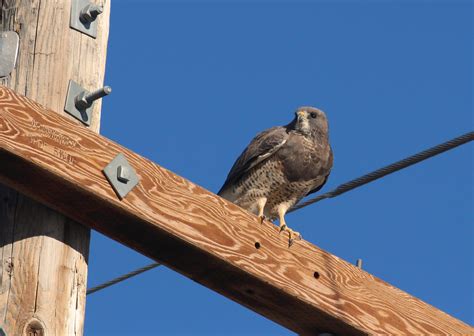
(0, 1, 110, 335)
(0, 2, 472, 335)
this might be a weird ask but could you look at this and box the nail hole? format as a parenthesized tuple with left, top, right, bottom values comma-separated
(254, 242, 261, 249)
(313, 271, 320, 279)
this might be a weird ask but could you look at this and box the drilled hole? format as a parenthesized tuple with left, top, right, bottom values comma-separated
(254, 242, 261, 249)
(313, 271, 320, 279)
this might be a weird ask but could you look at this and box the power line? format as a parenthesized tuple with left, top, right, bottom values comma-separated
(289, 131, 473, 213)
(86, 262, 160, 295)
(87, 131, 473, 295)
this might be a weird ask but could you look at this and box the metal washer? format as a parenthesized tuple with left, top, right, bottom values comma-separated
(103, 153, 139, 199)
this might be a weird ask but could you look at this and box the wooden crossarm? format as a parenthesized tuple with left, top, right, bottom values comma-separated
(0, 86, 471, 335)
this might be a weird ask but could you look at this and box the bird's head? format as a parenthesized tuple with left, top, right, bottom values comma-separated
(293, 106, 329, 137)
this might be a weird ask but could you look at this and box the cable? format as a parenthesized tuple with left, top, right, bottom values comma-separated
(289, 131, 473, 213)
(86, 131, 473, 295)
(86, 262, 160, 295)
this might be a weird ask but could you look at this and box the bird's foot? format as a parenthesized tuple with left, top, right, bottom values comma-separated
(279, 224, 302, 247)
(258, 215, 266, 224)
(287, 228, 302, 247)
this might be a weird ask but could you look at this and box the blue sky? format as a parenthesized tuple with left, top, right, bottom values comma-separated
(85, 1, 473, 335)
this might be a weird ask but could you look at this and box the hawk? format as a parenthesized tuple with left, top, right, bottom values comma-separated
(218, 107, 333, 246)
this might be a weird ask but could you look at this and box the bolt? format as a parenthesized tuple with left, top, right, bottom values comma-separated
(75, 86, 112, 111)
(79, 3, 103, 24)
(117, 165, 130, 183)
(84, 86, 112, 102)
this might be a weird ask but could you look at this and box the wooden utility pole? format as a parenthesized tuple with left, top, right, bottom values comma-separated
(0, 1, 110, 335)
(0, 87, 472, 335)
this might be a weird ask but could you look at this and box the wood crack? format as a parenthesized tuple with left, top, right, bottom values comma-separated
(33, 236, 43, 314)
(27, 0, 41, 98)
(2, 189, 18, 324)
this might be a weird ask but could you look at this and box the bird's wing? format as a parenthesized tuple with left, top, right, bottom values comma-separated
(306, 172, 330, 196)
(305, 146, 334, 196)
(218, 126, 289, 195)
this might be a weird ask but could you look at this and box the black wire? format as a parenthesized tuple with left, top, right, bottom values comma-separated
(87, 131, 473, 295)
(86, 262, 160, 295)
(289, 131, 474, 213)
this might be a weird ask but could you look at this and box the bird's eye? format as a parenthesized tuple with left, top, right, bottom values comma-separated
(310, 112, 317, 119)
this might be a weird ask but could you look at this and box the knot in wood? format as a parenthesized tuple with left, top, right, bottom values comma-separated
(23, 318, 45, 336)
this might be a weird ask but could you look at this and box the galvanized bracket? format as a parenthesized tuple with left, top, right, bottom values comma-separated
(70, 0, 103, 38)
(0, 31, 19, 78)
(103, 153, 139, 199)
(64, 80, 111, 126)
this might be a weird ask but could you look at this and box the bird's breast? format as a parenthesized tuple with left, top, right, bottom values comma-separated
(276, 136, 329, 182)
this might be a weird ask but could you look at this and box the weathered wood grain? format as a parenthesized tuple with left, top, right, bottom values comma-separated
(0, 87, 472, 335)
(0, 1, 110, 335)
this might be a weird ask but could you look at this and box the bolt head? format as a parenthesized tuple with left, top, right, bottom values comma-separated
(117, 165, 130, 183)
(74, 91, 90, 111)
(80, 4, 103, 24)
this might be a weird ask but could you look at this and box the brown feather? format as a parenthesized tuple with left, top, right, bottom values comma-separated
(218, 107, 333, 220)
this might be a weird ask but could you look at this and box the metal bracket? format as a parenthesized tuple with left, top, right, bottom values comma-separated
(0, 31, 19, 77)
(64, 80, 111, 126)
(70, 0, 103, 38)
(103, 153, 139, 199)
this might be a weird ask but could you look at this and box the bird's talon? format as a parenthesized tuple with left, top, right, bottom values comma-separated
(288, 238, 294, 247)
(279, 224, 287, 233)
(293, 231, 302, 241)
(258, 215, 266, 224)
